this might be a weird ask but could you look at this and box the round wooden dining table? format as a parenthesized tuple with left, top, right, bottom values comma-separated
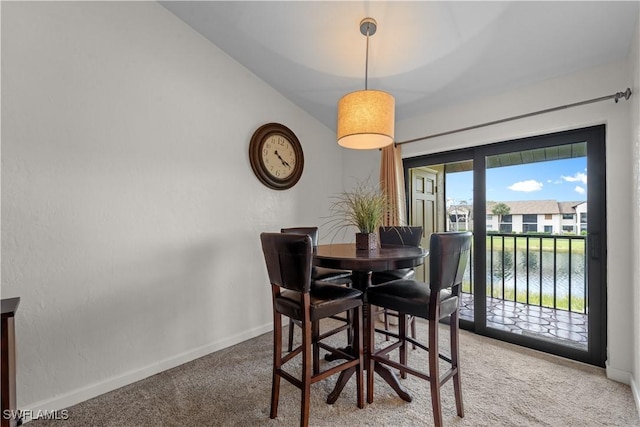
(313, 243, 428, 403)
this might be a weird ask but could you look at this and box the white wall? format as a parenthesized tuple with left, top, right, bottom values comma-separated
(630, 4, 640, 413)
(1, 2, 343, 410)
(345, 60, 635, 381)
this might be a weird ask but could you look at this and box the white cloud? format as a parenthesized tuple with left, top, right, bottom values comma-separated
(562, 172, 587, 185)
(574, 186, 585, 195)
(508, 180, 543, 192)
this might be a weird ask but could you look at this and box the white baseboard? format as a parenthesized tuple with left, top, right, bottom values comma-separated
(631, 376, 640, 419)
(602, 363, 639, 419)
(21, 323, 273, 422)
(605, 360, 631, 385)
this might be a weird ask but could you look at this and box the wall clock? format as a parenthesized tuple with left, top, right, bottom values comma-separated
(249, 123, 304, 190)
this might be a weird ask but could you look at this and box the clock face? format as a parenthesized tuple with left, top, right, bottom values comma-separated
(261, 134, 296, 180)
(249, 123, 304, 190)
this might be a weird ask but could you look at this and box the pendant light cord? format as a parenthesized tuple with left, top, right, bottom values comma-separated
(364, 25, 370, 90)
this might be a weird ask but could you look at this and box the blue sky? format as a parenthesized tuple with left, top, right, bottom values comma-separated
(446, 157, 587, 204)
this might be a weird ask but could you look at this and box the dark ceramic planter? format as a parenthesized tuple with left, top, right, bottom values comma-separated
(356, 232, 378, 250)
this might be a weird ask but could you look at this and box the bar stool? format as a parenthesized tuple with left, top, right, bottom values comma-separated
(365, 231, 472, 427)
(260, 232, 364, 427)
(281, 227, 353, 365)
(371, 226, 423, 345)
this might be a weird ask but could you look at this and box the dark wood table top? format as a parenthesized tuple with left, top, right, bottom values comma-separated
(314, 243, 427, 272)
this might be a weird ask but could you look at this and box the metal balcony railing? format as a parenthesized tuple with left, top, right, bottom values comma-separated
(462, 233, 587, 314)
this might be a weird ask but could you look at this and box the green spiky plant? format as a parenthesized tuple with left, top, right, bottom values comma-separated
(326, 179, 392, 238)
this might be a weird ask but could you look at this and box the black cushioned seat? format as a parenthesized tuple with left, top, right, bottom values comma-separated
(366, 279, 458, 321)
(276, 284, 362, 322)
(314, 267, 352, 282)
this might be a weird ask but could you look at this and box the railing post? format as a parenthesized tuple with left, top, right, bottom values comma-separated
(539, 236, 543, 308)
(553, 238, 557, 308)
(525, 236, 530, 305)
(568, 238, 572, 312)
(583, 239, 588, 314)
(501, 236, 505, 300)
(513, 235, 517, 303)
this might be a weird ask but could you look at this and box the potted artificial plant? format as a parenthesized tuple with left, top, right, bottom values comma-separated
(326, 179, 391, 250)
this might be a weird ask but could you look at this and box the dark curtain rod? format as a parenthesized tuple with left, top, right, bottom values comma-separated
(395, 87, 633, 146)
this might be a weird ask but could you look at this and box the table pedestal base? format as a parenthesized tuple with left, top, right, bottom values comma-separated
(326, 362, 412, 404)
(324, 270, 412, 404)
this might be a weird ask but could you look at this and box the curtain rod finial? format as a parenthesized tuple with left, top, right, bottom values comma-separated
(614, 88, 632, 103)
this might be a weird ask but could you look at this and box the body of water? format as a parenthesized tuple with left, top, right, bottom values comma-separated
(487, 249, 586, 299)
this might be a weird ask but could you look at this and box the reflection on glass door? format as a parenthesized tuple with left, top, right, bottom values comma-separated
(409, 166, 438, 282)
(442, 162, 474, 321)
(409, 160, 475, 310)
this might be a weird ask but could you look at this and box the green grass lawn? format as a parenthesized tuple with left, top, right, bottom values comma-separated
(462, 281, 585, 313)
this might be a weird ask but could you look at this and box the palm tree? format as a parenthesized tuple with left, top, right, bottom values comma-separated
(491, 202, 511, 232)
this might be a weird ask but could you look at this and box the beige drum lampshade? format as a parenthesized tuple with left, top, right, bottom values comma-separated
(337, 89, 395, 149)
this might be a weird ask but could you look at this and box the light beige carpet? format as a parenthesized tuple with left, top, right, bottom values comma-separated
(30, 320, 639, 426)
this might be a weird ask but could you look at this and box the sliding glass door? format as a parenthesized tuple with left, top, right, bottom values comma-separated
(404, 125, 606, 367)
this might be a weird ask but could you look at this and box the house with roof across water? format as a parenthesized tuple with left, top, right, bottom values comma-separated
(447, 200, 587, 234)
(485, 200, 587, 234)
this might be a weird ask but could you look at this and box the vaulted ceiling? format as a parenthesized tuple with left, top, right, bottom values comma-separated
(161, 1, 639, 132)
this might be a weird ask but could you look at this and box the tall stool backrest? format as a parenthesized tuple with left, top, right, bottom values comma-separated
(429, 231, 472, 295)
(379, 226, 423, 247)
(281, 227, 319, 247)
(261, 232, 313, 294)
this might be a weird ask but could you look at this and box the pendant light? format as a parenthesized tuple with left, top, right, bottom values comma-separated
(337, 18, 395, 150)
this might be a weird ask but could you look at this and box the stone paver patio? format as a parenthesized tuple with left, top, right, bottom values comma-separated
(459, 293, 588, 350)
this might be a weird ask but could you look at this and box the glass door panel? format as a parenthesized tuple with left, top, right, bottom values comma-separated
(484, 143, 588, 351)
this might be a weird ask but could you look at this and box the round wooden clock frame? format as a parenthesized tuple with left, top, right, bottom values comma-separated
(249, 123, 304, 190)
